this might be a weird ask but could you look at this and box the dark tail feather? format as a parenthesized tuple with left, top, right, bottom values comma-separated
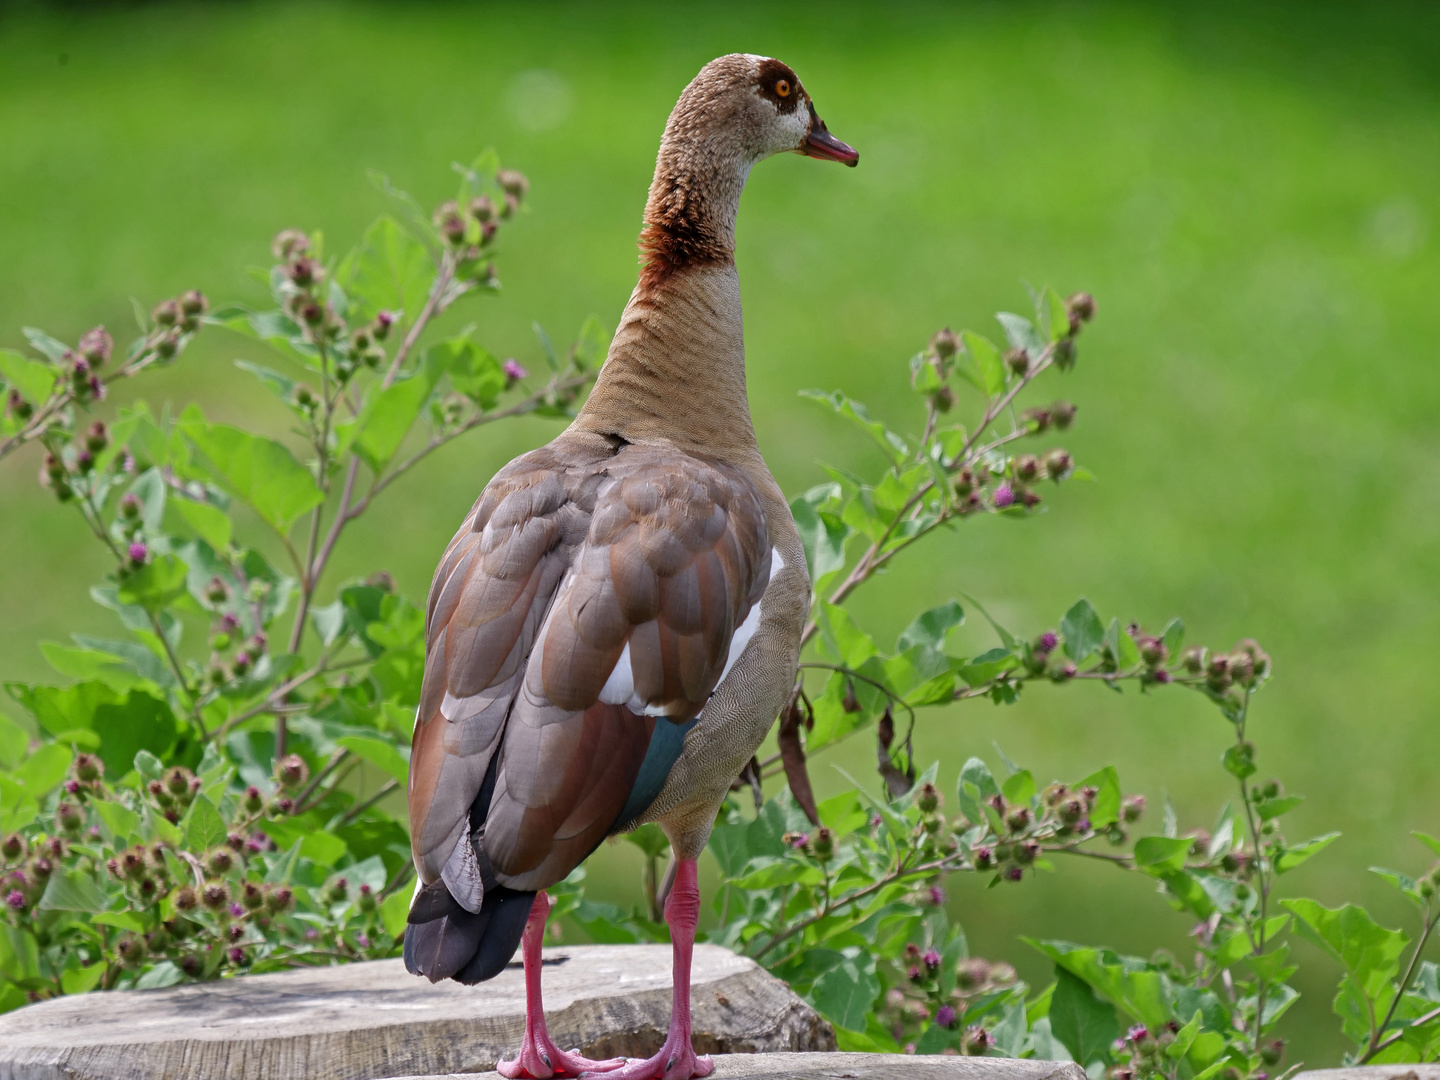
(403, 878, 535, 985)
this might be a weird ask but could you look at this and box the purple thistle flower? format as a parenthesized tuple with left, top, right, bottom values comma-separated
(869, 812, 883, 830)
(127, 541, 148, 565)
(929, 885, 946, 905)
(1127, 1023, 1148, 1043)
(304, 928, 319, 940)
(357, 933, 370, 948)
(64, 779, 80, 794)
(222, 613, 240, 631)
(229, 902, 244, 918)
(1153, 669, 1173, 684)
(1005, 866, 1023, 882)
(993, 483, 1015, 508)
(89, 376, 106, 400)
(1039, 631, 1058, 652)
(789, 832, 810, 850)
(936, 1004, 957, 1029)
(5, 890, 24, 910)
(907, 965, 923, 982)
(1077, 818, 1091, 834)
(923, 949, 941, 969)
(71, 356, 90, 378)
(227, 947, 245, 964)
(503, 359, 528, 383)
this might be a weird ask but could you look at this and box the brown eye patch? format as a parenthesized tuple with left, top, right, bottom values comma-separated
(756, 57, 802, 114)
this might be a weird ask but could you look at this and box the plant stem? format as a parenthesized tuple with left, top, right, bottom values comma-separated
(1361, 902, 1440, 1062)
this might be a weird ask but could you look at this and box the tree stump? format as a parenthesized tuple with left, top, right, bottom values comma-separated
(0, 944, 832, 1080)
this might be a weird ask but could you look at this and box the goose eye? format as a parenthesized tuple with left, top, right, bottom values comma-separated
(775, 79, 790, 97)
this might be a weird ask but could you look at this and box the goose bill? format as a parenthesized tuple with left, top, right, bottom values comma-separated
(801, 117, 859, 166)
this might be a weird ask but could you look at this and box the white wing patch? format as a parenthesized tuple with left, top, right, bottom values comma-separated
(597, 549, 786, 714)
(716, 548, 784, 688)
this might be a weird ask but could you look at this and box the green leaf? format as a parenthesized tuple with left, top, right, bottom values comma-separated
(1415, 832, 1440, 858)
(340, 215, 433, 323)
(23, 326, 72, 362)
(1160, 617, 1185, 659)
(1076, 766, 1121, 828)
(38, 869, 110, 913)
(336, 735, 410, 785)
(299, 831, 348, 867)
(380, 888, 411, 940)
(116, 555, 189, 612)
(0, 713, 27, 770)
(1043, 287, 1072, 343)
(92, 910, 147, 933)
(183, 795, 227, 854)
(957, 757, 1000, 825)
(790, 485, 848, 587)
(172, 498, 233, 552)
(1002, 770, 1036, 805)
(60, 963, 106, 995)
(1256, 795, 1303, 821)
(810, 953, 880, 1032)
(180, 413, 323, 535)
(430, 336, 505, 410)
(624, 822, 670, 859)
(799, 389, 908, 462)
(896, 601, 965, 653)
(1061, 599, 1105, 662)
(1049, 967, 1120, 1066)
(996, 312, 1046, 358)
(1222, 744, 1257, 780)
(93, 800, 140, 844)
(0, 348, 57, 404)
(1275, 832, 1340, 873)
(1283, 897, 1407, 1002)
(351, 363, 441, 473)
(1135, 836, 1193, 875)
(728, 857, 822, 890)
(234, 360, 296, 402)
(960, 331, 1006, 397)
(13, 742, 72, 796)
(815, 602, 878, 669)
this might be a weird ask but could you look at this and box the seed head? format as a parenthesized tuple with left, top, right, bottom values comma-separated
(179, 290, 209, 317)
(271, 229, 311, 261)
(497, 169, 530, 200)
(929, 327, 960, 360)
(1122, 795, 1146, 823)
(152, 299, 181, 327)
(78, 326, 113, 366)
(1050, 400, 1077, 429)
(286, 257, 320, 288)
(207, 848, 234, 875)
(276, 754, 308, 790)
(202, 882, 230, 911)
(1013, 454, 1040, 482)
(917, 782, 941, 813)
(1021, 407, 1050, 432)
(1004, 347, 1030, 376)
(962, 1025, 993, 1055)
(1066, 292, 1097, 325)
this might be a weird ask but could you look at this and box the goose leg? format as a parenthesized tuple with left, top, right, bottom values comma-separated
(582, 858, 714, 1080)
(498, 890, 626, 1079)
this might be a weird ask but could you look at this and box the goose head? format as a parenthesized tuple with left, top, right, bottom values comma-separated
(640, 55, 857, 284)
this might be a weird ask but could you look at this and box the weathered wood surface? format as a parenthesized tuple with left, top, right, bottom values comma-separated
(1295, 1070, 1440, 1080)
(401, 1055, 1088, 1080)
(0, 944, 833, 1080)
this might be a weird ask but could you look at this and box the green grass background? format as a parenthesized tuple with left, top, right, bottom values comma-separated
(2, 0, 1438, 1060)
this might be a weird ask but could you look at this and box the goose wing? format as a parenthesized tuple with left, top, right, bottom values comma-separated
(408, 433, 771, 906)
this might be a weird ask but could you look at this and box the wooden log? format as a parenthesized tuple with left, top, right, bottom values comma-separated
(396, 1054, 1089, 1079)
(0, 945, 833, 1080)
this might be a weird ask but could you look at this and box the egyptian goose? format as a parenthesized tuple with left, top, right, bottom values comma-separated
(404, 54, 857, 1080)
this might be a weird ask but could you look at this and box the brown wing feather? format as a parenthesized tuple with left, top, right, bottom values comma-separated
(408, 431, 770, 898)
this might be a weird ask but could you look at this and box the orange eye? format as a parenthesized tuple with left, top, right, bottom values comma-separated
(775, 79, 790, 97)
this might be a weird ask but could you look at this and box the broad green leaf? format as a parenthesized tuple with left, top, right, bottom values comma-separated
(351, 364, 441, 473)
(799, 389, 908, 462)
(815, 601, 878, 669)
(708, 821, 750, 878)
(23, 326, 72, 362)
(172, 498, 233, 552)
(996, 312, 1046, 358)
(1415, 832, 1440, 858)
(380, 888, 411, 939)
(0, 348, 57, 404)
(810, 953, 880, 1032)
(728, 857, 822, 890)
(429, 336, 505, 410)
(1134, 836, 1193, 875)
(1275, 832, 1340, 873)
(957, 757, 999, 825)
(183, 795, 227, 854)
(38, 869, 110, 913)
(1075, 766, 1122, 829)
(0, 925, 41, 982)
(1048, 967, 1119, 1066)
(1043, 287, 1071, 342)
(340, 215, 433, 323)
(116, 554, 189, 612)
(1256, 794, 1303, 822)
(180, 413, 323, 534)
(13, 742, 72, 795)
(300, 831, 348, 867)
(1222, 744, 1257, 780)
(896, 601, 965, 653)
(960, 331, 1005, 397)
(1283, 897, 1407, 1002)
(1002, 770, 1036, 805)
(1061, 599, 1105, 662)
(1160, 616, 1185, 659)
(790, 485, 848, 586)
(336, 735, 410, 785)
(234, 360, 296, 402)
(60, 963, 106, 995)
(92, 910, 147, 933)
(0, 713, 27, 770)
(94, 800, 140, 843)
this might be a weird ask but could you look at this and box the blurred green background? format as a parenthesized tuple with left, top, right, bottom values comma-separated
(2, 0, 1438, 1060)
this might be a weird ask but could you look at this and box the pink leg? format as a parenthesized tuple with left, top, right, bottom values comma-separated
(581, 858, 714, 1080)
(498, 891, 627, 1079)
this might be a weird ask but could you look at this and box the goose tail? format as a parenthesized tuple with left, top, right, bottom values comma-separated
(403, 877, 536, 984)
